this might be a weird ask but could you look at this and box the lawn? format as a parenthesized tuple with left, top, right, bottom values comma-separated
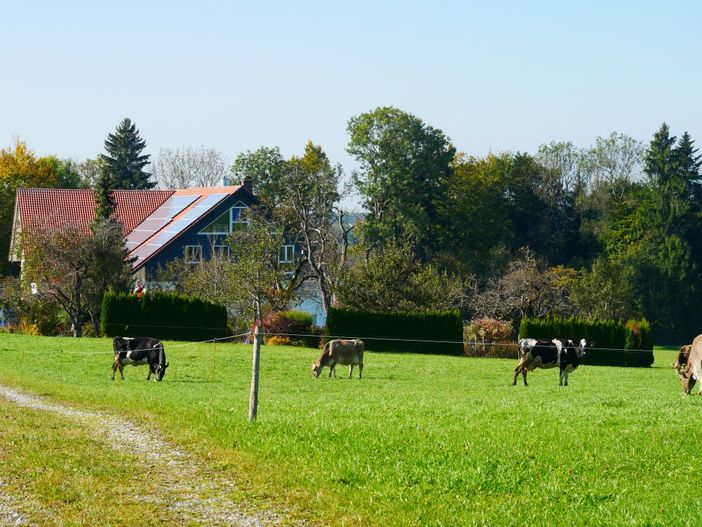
(1, 333, 701, 526)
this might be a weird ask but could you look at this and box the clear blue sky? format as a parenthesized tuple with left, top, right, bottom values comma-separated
(2, 1, 701, 179)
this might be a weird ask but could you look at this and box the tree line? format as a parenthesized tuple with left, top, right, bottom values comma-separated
(1, 110, 700, 342)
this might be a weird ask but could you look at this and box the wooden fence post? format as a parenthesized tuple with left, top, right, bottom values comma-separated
(248, 324, 262, 422)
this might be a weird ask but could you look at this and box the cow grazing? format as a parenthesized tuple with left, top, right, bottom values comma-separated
(312, 339, 364, 379)
(513, 338, 587, 386)
(679, 335, 702, 395)
(674, 344, 692, 379)
(111, 336, 168, 382)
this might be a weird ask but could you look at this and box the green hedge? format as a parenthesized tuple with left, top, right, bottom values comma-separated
(101, 292, 230, 342)
(326, 308, 463, 355)
(518, 316, 654, 367)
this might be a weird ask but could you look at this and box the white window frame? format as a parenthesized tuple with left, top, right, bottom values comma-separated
(199, 202, 250, 235)
(230, 202, 249, 231)
(279, 244, 295, 263)
(213, 244, 231, 259)
(184, 245, 202, 264)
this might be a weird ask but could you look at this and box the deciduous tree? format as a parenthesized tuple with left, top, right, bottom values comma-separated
(346, 106, 455, 261)
(21, 219, 131, 337)
(153, 146, 229, 189)
(0, 141, 75, 275)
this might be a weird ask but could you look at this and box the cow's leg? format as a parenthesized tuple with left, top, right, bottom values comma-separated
(348, 364, 354, 378)
(111, 360, 117, 380)
(147, 366, 152, 381)
(684, 377, 695, 394)
(513, 364, 522, 386)
(358, 362, 363, 380)
(559, 368, 564, 386)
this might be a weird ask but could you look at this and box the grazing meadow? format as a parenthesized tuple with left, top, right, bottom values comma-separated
(1, 334, 701, 526)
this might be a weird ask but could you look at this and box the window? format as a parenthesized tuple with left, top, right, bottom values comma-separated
(199, 202, 250, 235)
(199, 210, 229, 234)
(184, 245, 202, 264)
(231, 202, 249, 232)
(279, 245, 295, 263)
(213, 245, 231, 259)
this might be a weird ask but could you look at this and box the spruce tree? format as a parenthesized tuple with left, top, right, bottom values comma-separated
(675, 131, 702, 197)
(100, 118, 154, 190)
(95, 171, 116, 220)
(644, 123, 679, 231)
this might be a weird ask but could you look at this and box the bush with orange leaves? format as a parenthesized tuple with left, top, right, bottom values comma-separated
(464, 317, 516, 358)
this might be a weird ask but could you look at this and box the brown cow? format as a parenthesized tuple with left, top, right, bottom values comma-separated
(680, 336, 702, 395)
(312, 339, 364, 379)
(674, 344, 692, 379)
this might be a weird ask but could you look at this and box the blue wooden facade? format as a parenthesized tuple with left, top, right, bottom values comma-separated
(135, 187, 258, 280)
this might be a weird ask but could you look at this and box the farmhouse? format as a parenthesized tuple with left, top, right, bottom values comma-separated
(7, 181, 285, 283)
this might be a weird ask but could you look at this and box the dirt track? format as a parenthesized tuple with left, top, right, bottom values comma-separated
(0, 384, 284, 527)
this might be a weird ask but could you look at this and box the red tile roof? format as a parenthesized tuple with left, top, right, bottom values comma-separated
(15, 188, 173, 235)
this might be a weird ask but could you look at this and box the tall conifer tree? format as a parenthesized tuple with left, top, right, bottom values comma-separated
(100, 118, 153, 190)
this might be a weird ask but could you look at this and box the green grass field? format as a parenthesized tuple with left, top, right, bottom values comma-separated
(1, 334, 701, 526)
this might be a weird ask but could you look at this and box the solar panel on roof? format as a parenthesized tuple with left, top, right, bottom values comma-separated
(129, 192, 234, 268)
(146, 194, 199, 220)
(136, 217, 170, 231)
(196, 193, 228, 208)
(172, 195, 200, 208)
(166, 218, 197, 233)
(180, 193, 229, 221)
(125, 229, 155, 246)
(149, 230, 180, 246)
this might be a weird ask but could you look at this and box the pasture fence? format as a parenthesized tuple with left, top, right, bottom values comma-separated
(3, 328, 661, 357)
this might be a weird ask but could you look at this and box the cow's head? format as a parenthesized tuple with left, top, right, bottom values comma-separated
(154, 361, 169, 382)
(311, 361, 323, 378)
(575, 339, 589, 358)
(113, 336, 130, 352)
(675, 345, 692, 378)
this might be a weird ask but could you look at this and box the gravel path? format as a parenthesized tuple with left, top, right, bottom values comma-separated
(0, 385, 283, 526)
(0, 480, 31, 527)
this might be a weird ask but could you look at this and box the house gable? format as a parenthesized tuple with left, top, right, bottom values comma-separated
(131, 186, 257, 277)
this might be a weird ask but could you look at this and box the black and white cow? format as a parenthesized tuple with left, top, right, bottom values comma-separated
(513, 338, 587, 386)
(111, 336, 168, 382)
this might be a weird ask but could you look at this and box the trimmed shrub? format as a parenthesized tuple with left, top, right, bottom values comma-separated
(265, 336, 293, 346)
(464, 318, 515, 358)
(260, 310, 320, 348)
(101, 292, 230, 342)
(519, 316, 654, 367)
(326, 308, 463, 355)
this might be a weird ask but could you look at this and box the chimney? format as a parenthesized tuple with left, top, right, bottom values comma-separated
(221, 176, 232, 187)
(242, 177, 253, 193)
